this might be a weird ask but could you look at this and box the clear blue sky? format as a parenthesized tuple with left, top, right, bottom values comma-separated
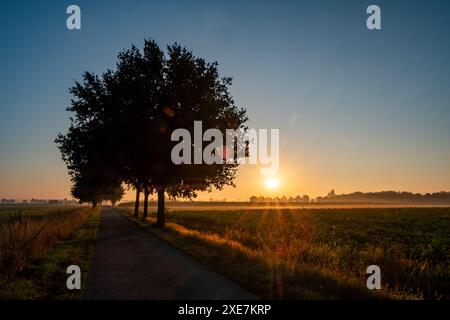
(1, 0, 449, 200)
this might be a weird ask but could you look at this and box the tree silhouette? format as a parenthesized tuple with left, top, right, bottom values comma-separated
(55, 71, 123, 208)
(55, 128, 122, 208)
(71, 172, 123, 208)
(104, 184, 125, 207)
(57, 40, 247, 227)
(126, 42, 248, 226)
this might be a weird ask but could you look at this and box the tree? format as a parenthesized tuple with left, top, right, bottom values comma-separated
(71, 174, 121, 208)
(57, 126, 122, 208)
(55, 71, 124, 209)
(57, 40, 248, 227)
(111, 41, 164, 220)
(104, 184, 125, 207)
(111, 41, 247, 226)
(327, 189, 336, 199)
(128, 42, 247, 227)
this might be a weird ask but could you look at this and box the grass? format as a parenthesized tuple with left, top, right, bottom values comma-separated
(0, 204, 84, 222)
(0, 207, 101, 299)
(121, 207, 450, 300)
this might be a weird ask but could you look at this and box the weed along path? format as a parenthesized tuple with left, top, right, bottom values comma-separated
(85, 208, 257, 300)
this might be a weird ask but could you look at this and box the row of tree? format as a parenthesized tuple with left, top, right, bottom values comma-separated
(56, 40, 247, 227)
(316, 189, 450, 204)
(250, 190, 450, 204)
(1, 199, 16, 204)
(249, 195, 310, 203)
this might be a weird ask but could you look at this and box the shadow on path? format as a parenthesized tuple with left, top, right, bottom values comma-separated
(85, 208, 258, 300)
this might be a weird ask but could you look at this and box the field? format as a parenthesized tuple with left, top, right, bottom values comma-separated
(123, 206, 450, 300)
(0, 204, 84, 222)
(0, 205, 100, 299)
(118, 200, 449, 211)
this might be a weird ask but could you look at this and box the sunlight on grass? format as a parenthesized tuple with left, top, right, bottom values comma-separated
(122, 207, 450, 299)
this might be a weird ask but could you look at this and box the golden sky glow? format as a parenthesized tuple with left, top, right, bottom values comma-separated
(1, 1, 450, 201)
(1, 142, 450, 202)
(265, 178, 279, 190)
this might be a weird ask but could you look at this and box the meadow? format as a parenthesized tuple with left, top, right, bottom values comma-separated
(123, 207, 450, 300)
(0, 205, 100, 299)
(0, 204, 83, 222)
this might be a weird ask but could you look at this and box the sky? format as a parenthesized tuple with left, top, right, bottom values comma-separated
(1, 0, 449, 201)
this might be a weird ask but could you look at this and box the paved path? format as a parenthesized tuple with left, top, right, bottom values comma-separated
(85, 208, 258, 300)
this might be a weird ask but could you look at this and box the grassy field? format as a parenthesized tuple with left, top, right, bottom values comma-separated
(0, 206, 101, 299)
(0, 204, 84, 222)
(118, 200, 449, 211)
(122, 207, 450, 300)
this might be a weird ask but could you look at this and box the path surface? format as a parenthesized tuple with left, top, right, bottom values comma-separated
(85, 208, 258, 300)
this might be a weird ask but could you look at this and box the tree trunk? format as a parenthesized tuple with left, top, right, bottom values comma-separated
(142, 188, 150, 221)
(134, 188, 140, 217)
(156, 187, 165, 228)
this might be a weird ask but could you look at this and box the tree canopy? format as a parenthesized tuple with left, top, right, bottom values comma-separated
(56, 40, 247, 226)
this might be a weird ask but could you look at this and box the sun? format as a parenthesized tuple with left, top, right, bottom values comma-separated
(265, 178, 279, 189)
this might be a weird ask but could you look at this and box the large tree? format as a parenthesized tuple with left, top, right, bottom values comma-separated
(147, 43, 248, 227)
(57, 40, 248, 227)
(56, 128, 123, 208)
(55, 71, 123, 208)
(115, 41, 248, 226)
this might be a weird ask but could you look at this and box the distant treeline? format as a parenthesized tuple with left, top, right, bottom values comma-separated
(316, 190, 450, 204)
(249, 195, 310, 203)
(1, 199, 16, 204)
(0, 198, 77, 205)
(249, 190, 450, 204)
